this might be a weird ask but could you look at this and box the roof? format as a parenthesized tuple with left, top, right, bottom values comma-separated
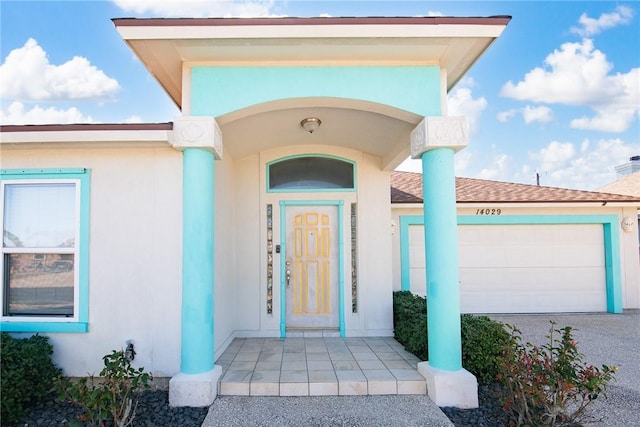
(0, 123, 173, 147)
(391, 171, 640, 204)
(597, 172, 640, 198)
(112, 16, 511, 108)
(0, 123, 173, 132)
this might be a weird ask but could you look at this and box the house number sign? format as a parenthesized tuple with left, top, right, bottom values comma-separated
(475, 208, 502, 215)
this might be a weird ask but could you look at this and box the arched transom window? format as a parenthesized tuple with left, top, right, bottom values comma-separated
(268, 156, 355, 191)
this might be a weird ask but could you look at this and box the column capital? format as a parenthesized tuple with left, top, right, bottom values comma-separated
(410, 116, 468, 159)
(169, 116, 223, 160)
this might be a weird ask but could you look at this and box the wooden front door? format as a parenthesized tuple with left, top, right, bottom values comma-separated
(285, 205, 339, 329)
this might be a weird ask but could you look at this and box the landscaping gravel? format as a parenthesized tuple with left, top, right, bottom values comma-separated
(441, 383, 508, 427)
(11, 390, 208, 427)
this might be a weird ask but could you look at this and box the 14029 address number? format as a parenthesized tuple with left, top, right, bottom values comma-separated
(475, 208, 502, 215)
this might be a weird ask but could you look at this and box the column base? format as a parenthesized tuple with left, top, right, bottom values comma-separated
(169, 365, 222, 407)
(418, 362, 478, 409)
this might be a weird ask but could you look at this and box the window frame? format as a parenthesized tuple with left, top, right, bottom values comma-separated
(266, 154, 357, 193)
(0, 168, 90, 332)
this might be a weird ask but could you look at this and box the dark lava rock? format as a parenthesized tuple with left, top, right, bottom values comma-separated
(7, 390, 208, 427)
(441, 383, 510, 427)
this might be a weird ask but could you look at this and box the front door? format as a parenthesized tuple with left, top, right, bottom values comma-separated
(285, 205, 339, 329)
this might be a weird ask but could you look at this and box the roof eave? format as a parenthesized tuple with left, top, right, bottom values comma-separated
(112, 16, 511, 109)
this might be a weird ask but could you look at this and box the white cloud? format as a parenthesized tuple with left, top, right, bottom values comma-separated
(0, 101, 96, 125)
(113, 0, 281, 17)
(395, 157, 422, 173)
(530, 140, 576, 173)
(447, 87, 487, 135)
(477, 152, 510, 181)
(500, 39, 639, 132)
(569, 67, 640, 132)
(526, 138, 639, 189)
(522, 105, 553, 124)
(570, 5, 634, 37)
(0, 38, 120, 102)
(497, 106, 553, 124)
(496, 109, 517, 123)
(123, 115, 143, 123)
(454, 150, 473, 176)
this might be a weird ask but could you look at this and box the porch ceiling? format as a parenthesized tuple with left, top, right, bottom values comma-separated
(217, 99, 422, 170)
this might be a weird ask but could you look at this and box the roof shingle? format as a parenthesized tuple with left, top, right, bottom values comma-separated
(597, 172, 640, 198)
(390, 171, 640, 204)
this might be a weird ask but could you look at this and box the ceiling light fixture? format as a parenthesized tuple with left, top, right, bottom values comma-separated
(300, 117, 321, 133)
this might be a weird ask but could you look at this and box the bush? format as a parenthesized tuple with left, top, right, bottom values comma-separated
(392, 291, 509, 384)
(392, 291, 428, 360)
(1, 332, 62, 424)
(57, 349, 152, 427)
(461, 314, 510, 384)
(498, 322, 616, 426)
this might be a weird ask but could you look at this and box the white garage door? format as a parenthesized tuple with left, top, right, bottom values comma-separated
(407, 224, 607, 313)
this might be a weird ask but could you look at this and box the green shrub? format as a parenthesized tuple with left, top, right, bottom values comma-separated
(1, 332, 62, 424)
(498, 322, 616, 426)
(392, 291, 509, 384)
(57, 349, 152, 427)
(460, 314, 510, 384)
(392, 291, 428, 360)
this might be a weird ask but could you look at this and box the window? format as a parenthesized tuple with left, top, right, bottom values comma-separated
(1, 169, 90, 332)
(268, 156, 355, 191)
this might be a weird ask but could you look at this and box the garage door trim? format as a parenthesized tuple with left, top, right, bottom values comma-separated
(399, 214, 622, 313)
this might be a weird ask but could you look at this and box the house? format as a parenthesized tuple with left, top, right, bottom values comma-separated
(1, 16, 639, 409)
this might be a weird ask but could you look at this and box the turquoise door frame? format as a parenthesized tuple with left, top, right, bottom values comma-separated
(399, 214, 623, 314)
(279, 200, 345, 338)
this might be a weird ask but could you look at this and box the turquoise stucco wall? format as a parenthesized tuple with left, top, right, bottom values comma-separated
(190, 66, 442, 117)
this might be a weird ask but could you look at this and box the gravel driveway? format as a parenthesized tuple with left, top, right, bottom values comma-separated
(490, 311, 640, 426)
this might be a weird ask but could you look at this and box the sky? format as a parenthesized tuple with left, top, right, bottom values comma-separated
(1, 1, 638, 191)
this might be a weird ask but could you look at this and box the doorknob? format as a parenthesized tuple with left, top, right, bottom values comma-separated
(285, 259, 292, 288)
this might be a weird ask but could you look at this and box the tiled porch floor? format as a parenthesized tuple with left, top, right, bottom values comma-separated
(216, 336, 427, 396)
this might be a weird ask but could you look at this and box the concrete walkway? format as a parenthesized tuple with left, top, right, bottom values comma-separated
(215, 336, 427, 396)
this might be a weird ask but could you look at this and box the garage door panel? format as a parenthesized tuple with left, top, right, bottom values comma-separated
(549, 246, 605, 267)
(459, 245, 509, 268)
(409, 249, 425, 269)
(409, 269, 426, 295)
(461, 245, 604, 269)
(505, 246, 604, 268)
(409, 223, 607, 313)
(408, 226, 424, 244)
(461, 290, 606, 314)
(461, 266, 604, 288)
(458, 226, 506, 245)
